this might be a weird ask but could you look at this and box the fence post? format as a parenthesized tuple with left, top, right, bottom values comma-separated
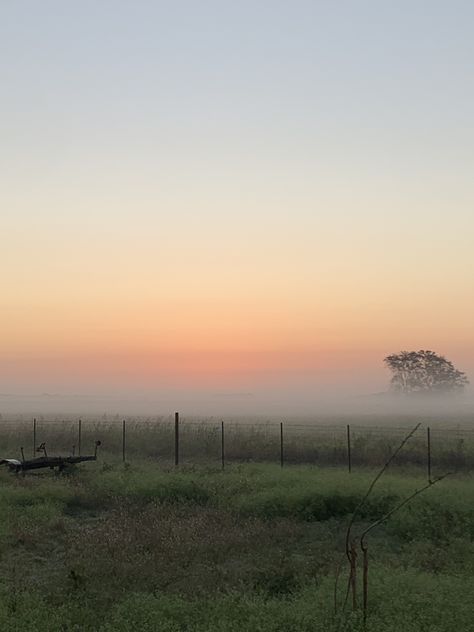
(280, 422, 284, 467)
(427, 426, 431, 482)
(221, 420, 225, 469)
(174, 412, 179, 466)
(33, 418, 37, 457)
(78, 419, 82, 456)
(122, 419, 126, 462)
(347, 424, 352, 473)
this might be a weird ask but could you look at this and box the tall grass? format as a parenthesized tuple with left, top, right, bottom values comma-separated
(0, 463, 473, 630)
(1, 415, 474, 471)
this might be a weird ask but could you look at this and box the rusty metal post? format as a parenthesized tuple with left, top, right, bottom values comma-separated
(347, 424, 352, 473)
(174, 412, 179, 466)
(362, 545, 368, 624)
(350, 540, 357, 610)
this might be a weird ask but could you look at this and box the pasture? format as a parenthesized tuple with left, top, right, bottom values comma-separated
(0, 418, 474, 632)
(1, 414, 474, 472)
(0, 427, 473, 631)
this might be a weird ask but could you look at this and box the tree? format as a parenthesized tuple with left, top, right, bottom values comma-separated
(384, 350, 469, 394)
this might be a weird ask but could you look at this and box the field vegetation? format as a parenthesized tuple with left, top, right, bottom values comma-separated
(1, 415, 474, 471)
(0, 454, 473, 630)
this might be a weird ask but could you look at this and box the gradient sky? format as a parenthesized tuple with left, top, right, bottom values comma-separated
(1, 2, 473, 411)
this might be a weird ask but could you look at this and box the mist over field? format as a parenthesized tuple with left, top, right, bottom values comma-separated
(2, 387, 473, 419)
(2, 3, 474, 631)
(2, 3, 474, 427)
(2, 343, 472, 419)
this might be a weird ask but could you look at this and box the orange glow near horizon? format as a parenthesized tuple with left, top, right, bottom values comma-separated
(2, 3, 474, 408)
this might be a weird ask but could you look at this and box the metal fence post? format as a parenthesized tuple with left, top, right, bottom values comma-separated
(221, 420, 225, 469)
(174, 412, 179, 466)
(78, 419, 82, 456)
(33, 418, 37, 457)
(280, 422, 284, 467)
(347, 424, 352, 473)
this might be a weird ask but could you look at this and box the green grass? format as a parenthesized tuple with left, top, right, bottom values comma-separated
(2, 415, 474, 471)
(0, 462, 473, 630)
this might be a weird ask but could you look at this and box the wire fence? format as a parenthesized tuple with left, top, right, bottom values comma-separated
(1, 414, 474, 473)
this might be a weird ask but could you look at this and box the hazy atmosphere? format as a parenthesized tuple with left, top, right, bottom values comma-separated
(2, 2, 473, 414)
(3, 5, 474, 632)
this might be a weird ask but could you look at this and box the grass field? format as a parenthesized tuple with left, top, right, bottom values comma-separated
(0, 458, 473, 631)
(1, 415, 474, 472)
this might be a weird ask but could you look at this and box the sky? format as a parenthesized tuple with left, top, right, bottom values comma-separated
(1, 1, 473, 413)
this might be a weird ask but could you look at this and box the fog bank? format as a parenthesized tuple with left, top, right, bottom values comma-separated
(1, 388, 473, 420)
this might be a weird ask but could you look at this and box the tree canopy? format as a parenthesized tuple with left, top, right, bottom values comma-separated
(384, 350, 469, 394)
